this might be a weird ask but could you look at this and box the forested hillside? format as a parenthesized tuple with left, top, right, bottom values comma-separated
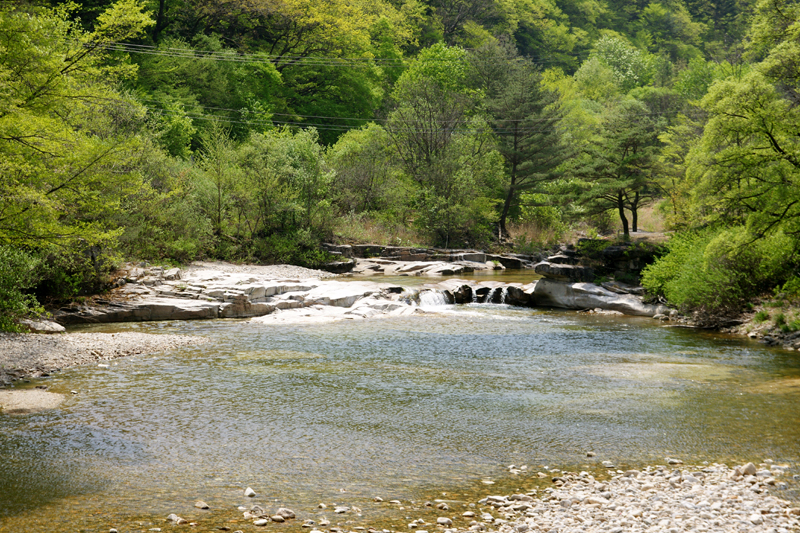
(1, 0, 799, 328)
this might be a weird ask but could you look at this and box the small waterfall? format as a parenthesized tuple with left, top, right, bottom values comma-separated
(499, 287, 507, 304)
(471, 287, 478, 304)
(484, 287, 498, 304)
(419, 290, 449, 308)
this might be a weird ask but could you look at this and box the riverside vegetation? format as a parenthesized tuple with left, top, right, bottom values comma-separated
(1, 0, 800, 330)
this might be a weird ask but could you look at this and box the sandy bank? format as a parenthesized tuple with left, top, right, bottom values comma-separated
(0, 331, 207, 386)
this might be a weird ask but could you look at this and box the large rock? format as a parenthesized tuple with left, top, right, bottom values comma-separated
(532, 279, 668, 316)
(55, 298, 223, 324)
(533, 261, 595, 282)
(19, 319, 66, 333)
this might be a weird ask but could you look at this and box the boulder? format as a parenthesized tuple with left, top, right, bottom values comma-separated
(532, 279, 668, 317)
(533, 261, 595, 282)
(19, 319, 66, 333)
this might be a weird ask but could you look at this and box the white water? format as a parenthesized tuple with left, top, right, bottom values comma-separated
(419, 290, 449, 308)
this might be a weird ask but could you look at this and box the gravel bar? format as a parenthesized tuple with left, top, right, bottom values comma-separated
(0, 332, 206, 385)
(451, 462, 799, 533)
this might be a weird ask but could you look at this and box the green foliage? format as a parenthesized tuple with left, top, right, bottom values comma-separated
(0, 1, 152, 249)
(753, 310, 769, 323)
(570, 98, 664, 237)
(0, 246, 44, 332)
(592, 35, 655, 91)
(641, 227, 797, 314)
(780, 276, 800, 299)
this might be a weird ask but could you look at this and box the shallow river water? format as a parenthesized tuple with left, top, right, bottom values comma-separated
(1, 301, 799, 532)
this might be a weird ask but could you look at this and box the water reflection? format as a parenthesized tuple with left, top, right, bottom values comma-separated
(1, 306, 798, 531)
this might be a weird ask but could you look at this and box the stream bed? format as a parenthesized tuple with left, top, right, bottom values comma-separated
(1, 302, 799, 531)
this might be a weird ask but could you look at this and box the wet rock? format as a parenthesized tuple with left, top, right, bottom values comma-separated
(254, 519, 269, 526)
(270, 515, 285, 523)
(437, 517, 453, 526)
(244, 487, 256, 497)
(195, 501, 210, 509)
(436, 502, 449, 510)
(334, 506, 349, 514)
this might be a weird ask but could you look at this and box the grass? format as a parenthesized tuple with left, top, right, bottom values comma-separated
(332, 213, 428, 247)
(607, 204, 667, 235)
(753, 310, 770, 323)
(506, 221, 566, 253)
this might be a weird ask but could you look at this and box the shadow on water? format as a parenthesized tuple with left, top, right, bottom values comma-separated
(1, 306, 799, 531)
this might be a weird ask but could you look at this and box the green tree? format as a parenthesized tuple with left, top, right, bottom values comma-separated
(470, 42, 567, 239)
(572, 98, 664, 237)
(0, 1, 153, 248)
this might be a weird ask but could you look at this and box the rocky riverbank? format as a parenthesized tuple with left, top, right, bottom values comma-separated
(157, 460, 799, 533)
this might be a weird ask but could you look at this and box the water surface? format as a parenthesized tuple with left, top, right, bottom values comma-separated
(1, 303, 798, 532)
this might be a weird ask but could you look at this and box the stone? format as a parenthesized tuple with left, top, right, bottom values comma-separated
(437, 518, 453, 526)
(533, 261, 595, 282)
(244, 487, 256, 497)
(195, 501, 209, 509)
(463, 512, 476, 518)
(667, 458, 684, 465)
(532, 279, 667, 317)
(742, 462, 758, 476)
(334, 506, 349, 514)
(437, 502, 449, 510)
(587, 452, 596, 457)
(270, 515, 285, 523)
(254, 519, 269, 526)
(19, 319, 66, 333)
(276, 508, 295, 519)
(374, 497, 383, 502)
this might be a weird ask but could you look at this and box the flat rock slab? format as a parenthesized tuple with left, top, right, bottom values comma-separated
(0, 390, 65, 414)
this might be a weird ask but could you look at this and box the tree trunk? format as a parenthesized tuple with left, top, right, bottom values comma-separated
(498, 126, 519, 240)
(153, 0, 168, 43)
(631, 190, 639, 233)
(617, 191, 629, 239)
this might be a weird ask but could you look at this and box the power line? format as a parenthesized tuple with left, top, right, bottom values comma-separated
(99, 41, 592, 68)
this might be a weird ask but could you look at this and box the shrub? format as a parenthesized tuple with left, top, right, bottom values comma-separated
(641, 226, 796, 314)
(753, 310, 769, 323)
(0, 246, 44, 332)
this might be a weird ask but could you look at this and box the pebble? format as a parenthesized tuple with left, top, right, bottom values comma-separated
(244, 487, 256, 497)
(334, 506, 350, 514)
(453, 462, 800, 533)
(437, 517, 453, 526)
(254, 519, 269, 526)
(270, 515, 285, 522)
(195, 500, 209, 509)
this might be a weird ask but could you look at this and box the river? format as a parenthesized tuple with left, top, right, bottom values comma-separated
(1, 294, 799, 531)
